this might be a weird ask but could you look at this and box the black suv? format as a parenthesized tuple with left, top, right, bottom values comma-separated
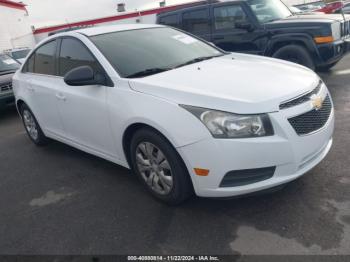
(157, 0, 350, 71)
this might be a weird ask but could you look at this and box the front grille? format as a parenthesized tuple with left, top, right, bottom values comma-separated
(0, 83, 12, 93)
(288, 95, 332, 136)
(280, 81, 322, 110)
(341, 20, 350, 38)
(220, 167, 276, 188)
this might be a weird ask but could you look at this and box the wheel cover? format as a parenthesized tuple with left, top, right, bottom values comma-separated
(23, 110, 38, 140)
(135, 142, 173, 195)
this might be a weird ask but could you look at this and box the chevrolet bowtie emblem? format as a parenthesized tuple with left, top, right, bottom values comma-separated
(311, 95, 324, 110)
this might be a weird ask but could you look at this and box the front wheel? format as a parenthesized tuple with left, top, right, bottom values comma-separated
(129, 128, 193, 205)
(273, 45, 315, 71)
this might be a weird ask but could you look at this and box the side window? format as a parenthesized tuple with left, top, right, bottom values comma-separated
(58, 38, 102, 77)
(34, 40, 57, 75)
(159, 14, 179, 28)
(213, 5, 247, 31)
(182, 9, 210, 34)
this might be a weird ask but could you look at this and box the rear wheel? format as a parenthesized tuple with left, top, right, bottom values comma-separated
(273, 45, 315, 71)
(129, 128, 193, 205)
(20, 104, 49, 146)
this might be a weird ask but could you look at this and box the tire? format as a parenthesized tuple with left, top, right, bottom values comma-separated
(129, 127, 193, 205)
(272, 45, 315, 71)
(20, 104, 49, 146)
(317, 62, 339, 72)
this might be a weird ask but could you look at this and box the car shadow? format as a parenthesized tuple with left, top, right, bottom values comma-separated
(0, 106, 17, 121)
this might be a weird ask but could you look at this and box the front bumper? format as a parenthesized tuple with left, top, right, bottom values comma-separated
(316, 38, 350, 66)
(178, 92, 335, 198)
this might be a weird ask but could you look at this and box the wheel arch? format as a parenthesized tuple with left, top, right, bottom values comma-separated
(121, 121, 196, 195)
(122, 122, 177, 168)
(16, 98, 27, 116)
(15, 98, 47, 136)
(266, 34, 319, 59)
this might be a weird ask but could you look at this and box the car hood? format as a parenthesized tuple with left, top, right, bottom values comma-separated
(266, 14, 350, 26)
(128, 54, 319, 114)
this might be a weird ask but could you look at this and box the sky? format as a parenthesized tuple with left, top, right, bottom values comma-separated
(21, 0, 192, 28)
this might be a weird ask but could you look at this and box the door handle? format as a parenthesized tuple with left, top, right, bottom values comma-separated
(55, 93, 66, 101)
(26, 79, 35, 92)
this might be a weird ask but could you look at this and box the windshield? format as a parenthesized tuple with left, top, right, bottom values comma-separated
(248, 0, 292, 23)
(90, 27, 224, 78)
(11, 49, 31, 60)
(0, 54, 20, 73)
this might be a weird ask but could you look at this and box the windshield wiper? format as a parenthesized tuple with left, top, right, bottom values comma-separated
(125, 54, 224, 78)
(126, 67, 171, 78)
(174, 55, 224, 69)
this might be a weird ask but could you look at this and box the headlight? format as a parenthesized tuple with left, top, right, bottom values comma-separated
(331, 22, 341, 41)
(180, 105, 274, 139)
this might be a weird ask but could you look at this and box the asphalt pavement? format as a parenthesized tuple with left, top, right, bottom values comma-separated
(0, 56, 349, 256)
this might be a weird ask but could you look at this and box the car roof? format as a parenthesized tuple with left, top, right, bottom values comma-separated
(76, 24, 165, 37)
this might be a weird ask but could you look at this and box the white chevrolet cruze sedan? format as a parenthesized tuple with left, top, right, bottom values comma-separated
(13, 24, 334, 204)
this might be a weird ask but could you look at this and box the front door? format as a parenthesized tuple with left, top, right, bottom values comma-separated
(55, 37, 116, 158)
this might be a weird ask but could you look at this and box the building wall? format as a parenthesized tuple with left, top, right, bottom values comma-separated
(34, 13, 157, 43)
(0, 5, 36, 52)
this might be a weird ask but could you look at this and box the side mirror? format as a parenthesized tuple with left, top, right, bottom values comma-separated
(64, 66, 107, 86)
(235, 22, 255, 32)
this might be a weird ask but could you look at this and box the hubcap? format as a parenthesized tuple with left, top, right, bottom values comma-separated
(135, 142, 173, 195)
(23, 110, 38, 140)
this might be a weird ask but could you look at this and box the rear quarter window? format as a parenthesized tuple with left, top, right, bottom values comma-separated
(25, 54, 35, 73)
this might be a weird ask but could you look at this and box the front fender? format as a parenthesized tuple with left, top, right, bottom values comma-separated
(265, 33, 320, 61)
(107, 87, 212, 164)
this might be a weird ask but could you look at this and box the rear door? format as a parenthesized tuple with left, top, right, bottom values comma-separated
(21, 39, 65, 136)
(210, 3, 266, 54)
(55, 37, 116, 157)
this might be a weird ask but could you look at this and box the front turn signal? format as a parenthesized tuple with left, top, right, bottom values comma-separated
(194, 168, 210, 176)
(314, 36, 334, 44)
